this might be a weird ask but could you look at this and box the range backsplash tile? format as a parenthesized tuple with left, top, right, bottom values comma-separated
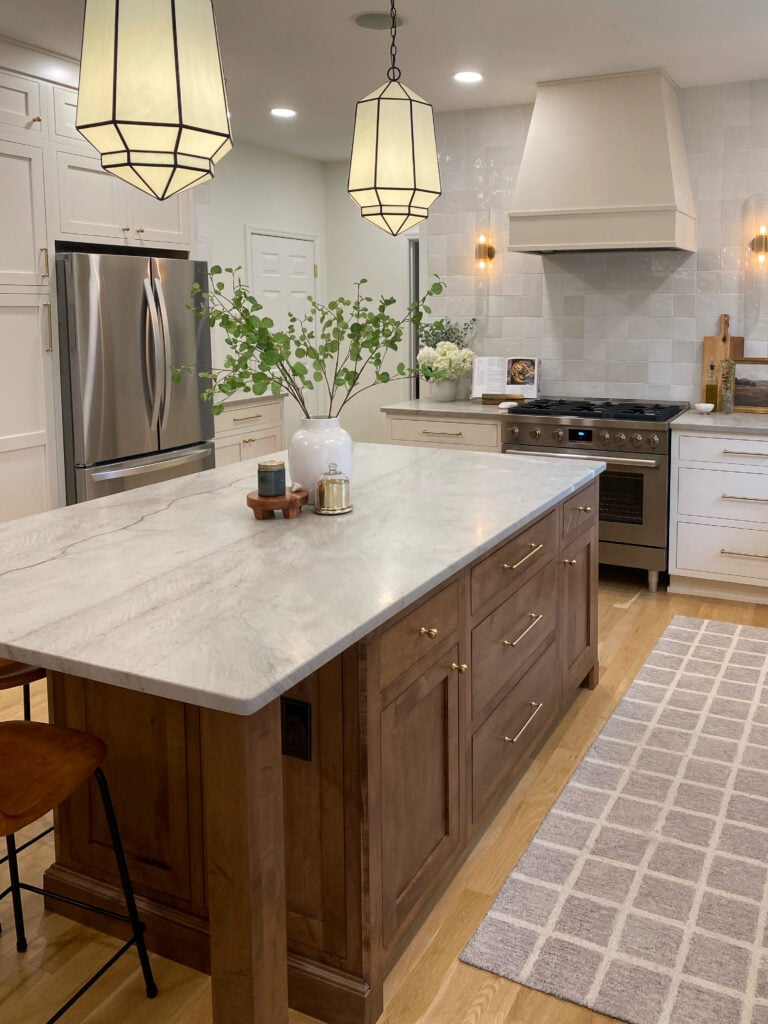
(421, 80, 768, 402)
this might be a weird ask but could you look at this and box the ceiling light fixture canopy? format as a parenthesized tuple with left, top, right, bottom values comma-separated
(347, 1, 441, 236)
(76, 0, 232, 201)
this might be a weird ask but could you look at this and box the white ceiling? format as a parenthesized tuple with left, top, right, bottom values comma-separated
(2, 0, 768, 161)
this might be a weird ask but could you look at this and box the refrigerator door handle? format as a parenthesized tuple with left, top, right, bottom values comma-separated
(90, 446, 212, 481)
(154, 278, 173, 431)
(144, 278, 163, 432)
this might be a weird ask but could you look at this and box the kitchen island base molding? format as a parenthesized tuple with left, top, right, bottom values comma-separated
(44, 484, 598, 1024)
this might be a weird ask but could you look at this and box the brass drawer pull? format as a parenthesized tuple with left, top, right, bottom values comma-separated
(721, 493, 768, 503)
(577, 505, 592, 512)
(503, 612, 543, 648)
(420, 626, 439, 638)
(422, 429, 463, 437)
(451, 662, 468, 674)
(503, 542, 542, 571)
(234, 413, 264, 422)
(241, 437, 257, 444)
(40, 247, 49, 277)
(562, 559, 577, 566)
(504, 701, 543, 744)
(43, 303, 53, 352)
(721, 548, 768, 560)
(722, 449, 768, 457)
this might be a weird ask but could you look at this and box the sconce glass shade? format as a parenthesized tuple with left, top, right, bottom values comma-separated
(76, 0, 232, 200)
(348, 80, 441, 236)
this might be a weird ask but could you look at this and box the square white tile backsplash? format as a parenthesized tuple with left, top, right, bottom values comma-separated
(423, 78, 768, 402)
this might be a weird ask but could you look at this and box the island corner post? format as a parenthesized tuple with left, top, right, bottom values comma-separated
(199, 700, 290, 1023)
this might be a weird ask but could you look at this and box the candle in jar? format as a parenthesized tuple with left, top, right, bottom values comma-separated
(257, 459, 286, 497)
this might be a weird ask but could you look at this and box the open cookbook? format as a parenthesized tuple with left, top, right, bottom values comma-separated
(470, 356, 539, 400)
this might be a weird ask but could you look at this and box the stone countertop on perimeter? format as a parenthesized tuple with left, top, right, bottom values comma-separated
(672, 410, 768, 435)
(0, 443, 602, 716)
(381, 399, 512, 418)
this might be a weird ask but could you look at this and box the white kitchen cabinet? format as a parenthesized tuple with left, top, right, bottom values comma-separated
(213, 398, 285, 467)
(669, 423, 768, 603)
(0, 69, 42, 134)
(0, 295, 59, 521)
(55, 148, 191, 248)
(0, 136, 48, 288)
(384, 409, 503, 452)
(51, 85, 82, 144)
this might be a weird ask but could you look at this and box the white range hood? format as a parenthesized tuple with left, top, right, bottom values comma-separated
(508, 69, 696, 253)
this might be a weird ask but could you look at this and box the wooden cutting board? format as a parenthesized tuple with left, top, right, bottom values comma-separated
(701, 314, 743, 403)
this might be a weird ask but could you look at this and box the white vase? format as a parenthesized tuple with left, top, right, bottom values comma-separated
(430, 378, 459, 402)
(287, 417, 352, 504)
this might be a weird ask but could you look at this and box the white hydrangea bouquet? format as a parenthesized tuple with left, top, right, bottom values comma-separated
(416, 340, 475, 381)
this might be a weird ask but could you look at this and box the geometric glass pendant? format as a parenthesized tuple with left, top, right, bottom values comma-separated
(348, 3, 441, 235)
(76, 0, 233, 201)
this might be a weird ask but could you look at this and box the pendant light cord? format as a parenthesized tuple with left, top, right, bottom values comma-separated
(387, 0, 401, 81)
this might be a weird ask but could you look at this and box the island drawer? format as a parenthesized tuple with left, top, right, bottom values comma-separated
(562, 481, 598, 541)
(678, 434, 768, 467)
(388, 416, 500, 449)
(471, 510, 556, 615)
(471, 559, 557, 722)
(378, 581, 460, 691)
(215, 399, 283, 436)
(472, 641, 559, 824)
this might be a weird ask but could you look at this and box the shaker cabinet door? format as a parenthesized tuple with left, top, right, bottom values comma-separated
(0, 137, 47, 287)
(561, 523, 599, 697)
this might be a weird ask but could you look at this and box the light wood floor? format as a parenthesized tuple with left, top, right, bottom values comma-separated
(3, 570, 768, 1024)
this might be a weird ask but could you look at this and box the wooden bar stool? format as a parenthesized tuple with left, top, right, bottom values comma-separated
(0, 658, 43, 722)
(0, 720, 158, 1022)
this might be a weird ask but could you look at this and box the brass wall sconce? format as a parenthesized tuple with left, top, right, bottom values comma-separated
(750, 224, 768, 265)
(475, 234, 495, 270)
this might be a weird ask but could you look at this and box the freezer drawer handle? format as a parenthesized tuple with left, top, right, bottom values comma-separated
(721, 493, 768, 503)
(722, 449, 768, 457)
(720, 548, 768, 561)
(91, 447, 211, 481)
(504, 701, 543, 744)
(503, 542, 542, 570)
(503, 612, 543, 648)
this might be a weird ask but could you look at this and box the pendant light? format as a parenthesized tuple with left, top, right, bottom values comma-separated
(76, 0, 232, 201)
(348, 2, 441, 236)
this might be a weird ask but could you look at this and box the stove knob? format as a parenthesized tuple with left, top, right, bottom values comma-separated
(615, 432, 627, 446)
(649, 434, 660, 449)
(552, 428, 564, 442)
(508, 425, 519, 441)
(598, 430, 611, 445)
(529, 427, 541, 441)
(631, 433, 644, 447)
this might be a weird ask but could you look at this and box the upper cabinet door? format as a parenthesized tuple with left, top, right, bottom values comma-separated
(52, 86, 83, 144)
(56, 150, 131, 239)
(128, 189, 191, 247)
(0, 70, 42, 133)
(0, 137, 47, 287)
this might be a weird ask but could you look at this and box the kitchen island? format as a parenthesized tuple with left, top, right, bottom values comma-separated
(0, 443, 602, 1024)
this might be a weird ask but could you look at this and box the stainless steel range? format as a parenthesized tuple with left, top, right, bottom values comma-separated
(501, 399, 686, 592)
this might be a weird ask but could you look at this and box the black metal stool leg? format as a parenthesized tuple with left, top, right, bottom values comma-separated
(93, 768, 158, 999)
(22, 683, 31, 722)
(6, 835, 28, 952)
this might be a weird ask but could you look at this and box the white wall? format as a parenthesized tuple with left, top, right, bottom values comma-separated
(322, 162, 413, 443)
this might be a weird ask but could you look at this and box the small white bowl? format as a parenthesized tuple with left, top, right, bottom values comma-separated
(694, 402, 715, 414)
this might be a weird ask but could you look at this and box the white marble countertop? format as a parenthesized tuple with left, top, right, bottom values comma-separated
(0, 443, 602, 716)
(381, 399, 511, 418)
(672, 410, 768, 435)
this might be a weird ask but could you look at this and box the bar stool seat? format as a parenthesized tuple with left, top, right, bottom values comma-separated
(0, 720, 158, 1022)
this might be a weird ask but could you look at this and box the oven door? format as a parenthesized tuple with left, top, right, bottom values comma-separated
(501, 446, 669, 550)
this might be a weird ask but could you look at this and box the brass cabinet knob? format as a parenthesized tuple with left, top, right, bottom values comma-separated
(563, 559, 577, 566)
(31, 115, 42, 123)
(577, 505, 592, 513)
(136, 227, 145, 234)
(122, 226, 131, 232)
(451, 662, 468, 674)
(242, 437, 257, 444)
(419, 626, 438, 638)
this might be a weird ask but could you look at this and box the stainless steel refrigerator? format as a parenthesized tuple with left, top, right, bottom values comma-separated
(57, 252, 215, 503)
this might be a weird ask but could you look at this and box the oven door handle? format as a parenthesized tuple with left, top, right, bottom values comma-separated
(504, 450, 660, 469)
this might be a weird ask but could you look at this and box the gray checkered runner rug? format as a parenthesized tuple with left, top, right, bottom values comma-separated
(460, 616, 768, 1024)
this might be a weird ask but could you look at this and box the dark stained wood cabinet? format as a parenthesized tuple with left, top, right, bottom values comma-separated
(46, 481, 599, 1024)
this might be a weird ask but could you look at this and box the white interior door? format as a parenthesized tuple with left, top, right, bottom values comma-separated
(247, 231, 317, 433)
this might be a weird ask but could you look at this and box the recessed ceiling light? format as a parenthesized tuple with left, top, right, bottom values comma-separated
(353, 11, 403, 29)
(454, 71, 483, 84)
(271, 107, 297, 119)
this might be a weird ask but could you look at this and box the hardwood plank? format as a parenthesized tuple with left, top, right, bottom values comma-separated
(4, 580, 768, 1023)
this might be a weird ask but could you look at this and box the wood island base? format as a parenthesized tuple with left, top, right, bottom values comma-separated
(45, 482, 598, 1024)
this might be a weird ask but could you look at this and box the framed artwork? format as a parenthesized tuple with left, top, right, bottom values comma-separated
(733, 358, 768, 413)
